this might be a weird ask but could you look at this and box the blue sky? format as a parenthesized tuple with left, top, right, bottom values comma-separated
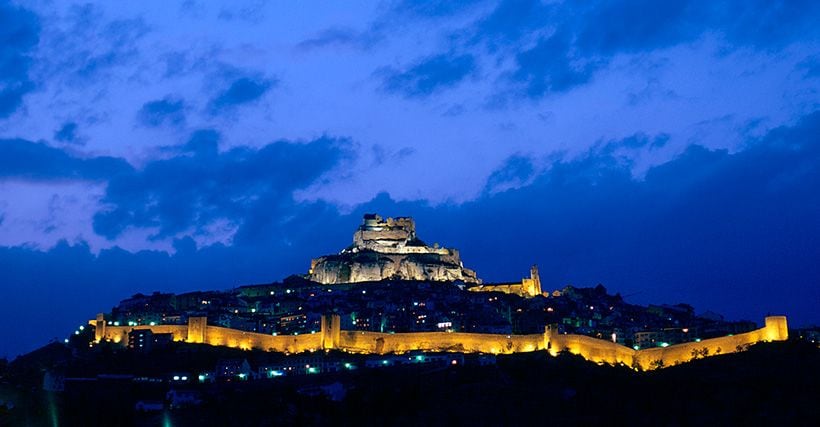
(0, 0, 818, 357)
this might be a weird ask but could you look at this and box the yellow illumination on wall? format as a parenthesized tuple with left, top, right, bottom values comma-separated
(91, 315, 787, 371)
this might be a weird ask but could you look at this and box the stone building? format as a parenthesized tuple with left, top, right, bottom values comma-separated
(307, 214, 481, 284)
(467, 265, 543, 298)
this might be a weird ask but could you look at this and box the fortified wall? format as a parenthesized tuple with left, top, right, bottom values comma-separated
(468, 265, 543, 297)
(91, 314, 788, 370)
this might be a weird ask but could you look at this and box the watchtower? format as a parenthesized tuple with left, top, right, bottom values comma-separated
(187, 316, 207, 343)
(320, 314, 341, 350)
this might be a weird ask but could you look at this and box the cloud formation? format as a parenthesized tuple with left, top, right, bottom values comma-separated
(0, 2, 39, 118)
(137, 96, 186, 127)
(378, 54, 477, 97)
(209, 76, 276, 113)
(93, 131, 350, 240)
(0, 138, 131, 181)
(381, 0, 820, 99)
(54, 122, 80, 143)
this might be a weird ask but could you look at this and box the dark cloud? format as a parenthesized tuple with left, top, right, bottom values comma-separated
(54, 122, 80, 143)
(576, 1, 820, 54)
(297, 1, 485, 52)
(208, 76, 276, 113)
(0, 138, 132, 181)
(387, 0, 820, 99)
(93, 131, 350, 239)
(575, 1, 695, 55)
(137, 96, 186, 127)
(510, 31, 601, 98)
(591, 133, 671, 165)
(0, 2, 39, 118)
(798, 54, 820, 79)
(59, 6, 149, 82)
(472, 0, 555, 47)
(711, 0, 820, 48)
(378, 53, 476, 97)
(485, 154, 535, 193)
(180, 128, 219, 155)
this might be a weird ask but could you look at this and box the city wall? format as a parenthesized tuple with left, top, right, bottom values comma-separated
(199, 325, 322, 352)
(338, 331, 545, 354)
(546, 316, 789, 370)
(91, 314, 788, 370)
(546, 332, 635, 366)
(630, 316, 788, 369)
(99, 325, 189, 344)
(93, 317, 322, 353)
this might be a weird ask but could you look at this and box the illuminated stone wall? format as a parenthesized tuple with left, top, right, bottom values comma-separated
(547, 316, 789, 370)
(93, 324, 189, 345)
(631, 316, 789, 369)
(201, 325, 322, 352)
(545, 331, 635, 366)
(91, 314, 787, 370)
(338, 331, 545, 354)
(93, 317, 322, 353)
(468, 265, 542, 297)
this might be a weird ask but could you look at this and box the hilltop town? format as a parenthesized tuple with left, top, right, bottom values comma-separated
(98, 214, 764, 349)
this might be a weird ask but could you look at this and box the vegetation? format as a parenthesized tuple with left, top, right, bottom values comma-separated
(1, 340, 817, 426)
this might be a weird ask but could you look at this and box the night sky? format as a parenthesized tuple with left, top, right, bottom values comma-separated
(1, 1, 819, 358)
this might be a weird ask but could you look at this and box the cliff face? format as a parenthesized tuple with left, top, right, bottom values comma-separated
(308, 214, 481, 284)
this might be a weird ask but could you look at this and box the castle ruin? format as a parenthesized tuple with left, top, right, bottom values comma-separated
(467, 265, 543, 297)
(308, 214, 481, 284)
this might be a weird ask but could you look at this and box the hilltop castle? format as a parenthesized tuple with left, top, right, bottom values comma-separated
(308, 214, 481, 284)
(87, 212, 791, 372)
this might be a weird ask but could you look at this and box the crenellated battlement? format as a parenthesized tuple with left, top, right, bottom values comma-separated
(308, 214, 481, 284)
(91, 314, 788, 371)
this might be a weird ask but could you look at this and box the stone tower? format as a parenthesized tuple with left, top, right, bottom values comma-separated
(530, 264, 542, 296)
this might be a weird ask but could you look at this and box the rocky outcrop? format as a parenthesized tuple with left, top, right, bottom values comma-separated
(308, 214, 481, 284)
